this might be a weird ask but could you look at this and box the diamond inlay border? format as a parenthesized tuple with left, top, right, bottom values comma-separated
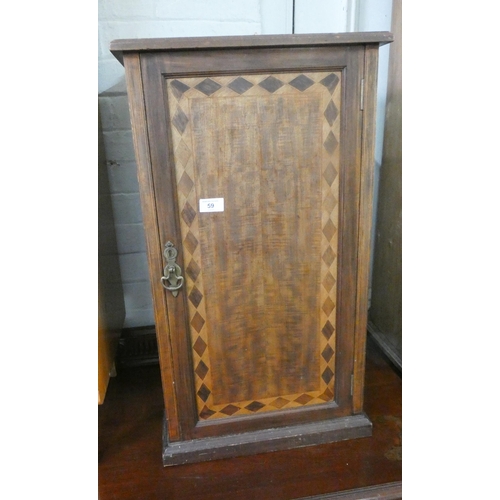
(166, 71, 341, 420)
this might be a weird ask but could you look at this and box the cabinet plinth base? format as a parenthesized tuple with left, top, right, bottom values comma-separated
(162, 414, 372, 466)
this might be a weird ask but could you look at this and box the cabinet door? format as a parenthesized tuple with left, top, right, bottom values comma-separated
(136, 46, 365, 442)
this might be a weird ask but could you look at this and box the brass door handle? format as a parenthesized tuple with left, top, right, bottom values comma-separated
(161, 242, 184, 297)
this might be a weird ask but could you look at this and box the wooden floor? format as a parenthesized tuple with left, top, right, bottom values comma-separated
(98, 335, 402, 500)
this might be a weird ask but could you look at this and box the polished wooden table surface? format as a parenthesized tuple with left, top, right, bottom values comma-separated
(98, 336, 402, 499)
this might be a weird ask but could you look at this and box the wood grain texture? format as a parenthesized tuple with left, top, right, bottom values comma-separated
(162, 414, 371, 466)
(352, 46, 380, 413)
(334, 49, 364, 413)
(122, 53, 183, 440)
(193, 93, 321, 403)
(149, 46, 361, 79)
(110, 32, 393, 64)
(141, 55, 200, 440)
(166, 72, 341, 420)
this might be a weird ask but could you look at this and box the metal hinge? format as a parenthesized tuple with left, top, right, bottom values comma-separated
(360, 79, 365, 110)
(350, 374, 354, 396)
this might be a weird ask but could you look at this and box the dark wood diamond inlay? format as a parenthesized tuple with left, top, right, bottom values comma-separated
(186, 258, 201, 282)
(320, 73, 340, 94)
(170, 79, 190, 100)
(295, 393, 314, 405)
(324, 131, 339, 155)
(220, 404, 240, 416)
(190, 311, 205, 333)
(197, 383, 211, 402)
(195, 78, 222, 96)
(321, 366, 334, 385)
(259, 75, 284, 93)
(324, 100, 339, 126)
(270, 397, 289, 409)
(322, 297, 335, 316)
(228, 77, 254, 94)
(184, 230, 199, 255)
(323, 162, 338, 186)
(193, 336, 207, 356)
(200, 405, 216, 419)
(245, 401, 266, 412)
(289, 74, 314, 91)
(195, 359, 209, 379)
(189, 286, 203, 308)
(322, 246, 336, 267)
(322, 219, 337, 241)
(181, 201, 196, 227)
(322, 344, 334, 362)
(172, 107, 189, 134)
(322, 320, 335, 340)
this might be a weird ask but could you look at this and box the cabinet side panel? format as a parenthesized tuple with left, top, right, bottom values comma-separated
(353, 45, 379, 412)
(123, 53, 182, 439)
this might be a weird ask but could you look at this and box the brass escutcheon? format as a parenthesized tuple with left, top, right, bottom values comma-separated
(161, 241, 184, 297)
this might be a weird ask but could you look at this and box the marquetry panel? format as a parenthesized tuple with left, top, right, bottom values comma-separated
(166, 71, 341, 420)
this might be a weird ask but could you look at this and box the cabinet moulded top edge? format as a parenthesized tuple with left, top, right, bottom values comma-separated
(110, 32, 393, 66)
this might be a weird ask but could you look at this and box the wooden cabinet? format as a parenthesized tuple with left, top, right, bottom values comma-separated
(110, 32, 392, 466)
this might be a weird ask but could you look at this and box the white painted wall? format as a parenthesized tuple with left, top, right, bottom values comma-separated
(98, 0, 393, 328)
(99, 0, 263, 94)
(260, 0, 294, 34)
(357, 0, 393, 166)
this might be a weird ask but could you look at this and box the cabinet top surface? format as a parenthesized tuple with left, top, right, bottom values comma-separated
(110, 32, 393, 64)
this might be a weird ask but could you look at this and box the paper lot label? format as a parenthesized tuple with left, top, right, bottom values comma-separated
(199, 198, 224, 213)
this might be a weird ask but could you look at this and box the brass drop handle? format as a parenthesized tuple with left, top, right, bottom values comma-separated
(161, 241, 184, 297)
